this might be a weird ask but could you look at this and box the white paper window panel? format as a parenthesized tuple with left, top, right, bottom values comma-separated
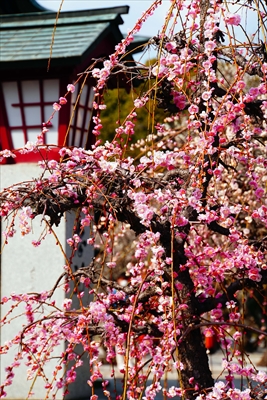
(45, 130, 59, 145)
(11, 129, 25, 149)
(2, 82, 22, 127)
(24, 106, 41, 126)
(82, 135, 87, 148)
(88, 87, 95, 107)
(27, 128, 42, 143)
(79, 85, 89, 107)
(67, 128, 87, 148)
(44, 105, 59, 130)
(44, 105, 59, 144)
(76, 108, 84, 129)
(70, 84, 94, 108)
(43, 79, 60, 102)
(71, 87, 93, 129)
(85, 110, 92, 129)
(68, 128, 74, 146)
(21, 81, 40, 102)
(69, 93, 82, 127)
(70, 89, 78, 106)
(74, 130, 82, 147)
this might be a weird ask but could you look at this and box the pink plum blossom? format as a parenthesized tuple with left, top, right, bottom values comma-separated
(53, 102, 61, 111)
(67, 83, 75, 93)
(225, 13, 241, 25)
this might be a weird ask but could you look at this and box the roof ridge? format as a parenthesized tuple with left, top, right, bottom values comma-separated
(0, 5, 130, 19)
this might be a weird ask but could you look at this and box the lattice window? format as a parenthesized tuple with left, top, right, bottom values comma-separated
(68, 84, 95, 148)
(1, 79, 60, 149)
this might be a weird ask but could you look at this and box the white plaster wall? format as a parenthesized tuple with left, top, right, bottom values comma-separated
(0, 164, 93, 399)
(0, 163, 65, 399)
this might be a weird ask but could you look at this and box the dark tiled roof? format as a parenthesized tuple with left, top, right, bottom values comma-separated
(0, 6, 129, 67)
(0, 0, 47, 14)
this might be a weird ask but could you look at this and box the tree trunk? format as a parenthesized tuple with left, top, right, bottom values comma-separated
(172, 243, 214, 398)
